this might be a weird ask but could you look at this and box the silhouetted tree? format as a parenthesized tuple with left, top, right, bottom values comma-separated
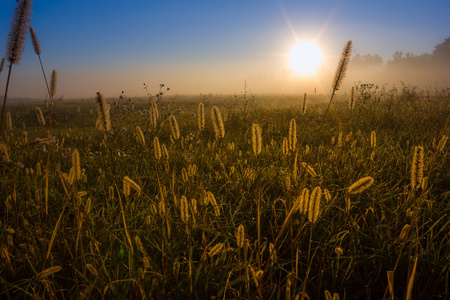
(431, 37, 450, 63)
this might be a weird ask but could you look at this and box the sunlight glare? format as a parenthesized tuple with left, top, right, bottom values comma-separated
(289, 41, 323, 76)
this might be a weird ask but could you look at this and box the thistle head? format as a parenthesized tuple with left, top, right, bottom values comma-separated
(29, 25, 40, 55)
(6, 0, 33, 64)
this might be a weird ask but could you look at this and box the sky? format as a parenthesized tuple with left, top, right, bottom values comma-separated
(0, 0, 449, 99)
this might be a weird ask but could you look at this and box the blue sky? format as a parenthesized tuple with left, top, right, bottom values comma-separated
(1, 0, 449, 98)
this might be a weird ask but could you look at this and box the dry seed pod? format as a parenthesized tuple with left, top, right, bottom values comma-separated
(348, 176, 374, 195)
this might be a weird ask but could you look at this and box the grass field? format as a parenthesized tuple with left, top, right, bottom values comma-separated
(0, 84, 449, 299)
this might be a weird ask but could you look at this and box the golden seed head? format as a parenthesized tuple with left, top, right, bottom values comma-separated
(153, 136, 161, 160)
(136, 126, 145, 146)
(169, 115, 180, 140)
(235, 224, 245, 248)
(211, 106, 225, 139)
(308, 186, 321, 223)
(332, 40, 353, 92)
(410, 146, 424, 190)
(288, 119, 297, 151)
(348, 176, 374, 194)
(252, 123, 262, 155)
(208, 242, 224, 257)
(370, 131, 376, 148)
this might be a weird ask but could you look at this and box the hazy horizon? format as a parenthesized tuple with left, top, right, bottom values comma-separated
(1, 0, 449, 99)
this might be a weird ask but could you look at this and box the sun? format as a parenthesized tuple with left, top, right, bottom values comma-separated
(289, 41, 323, 76)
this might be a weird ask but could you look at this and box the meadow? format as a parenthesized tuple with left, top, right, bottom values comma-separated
(0, 82, 449, 299)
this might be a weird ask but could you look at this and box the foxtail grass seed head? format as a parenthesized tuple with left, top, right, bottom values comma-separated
(301, 93, 307, 114)
(0, 58, 5, 73)
(208, 242, 224, 257)
(332, 40, 353, 92)
(169, 115, 180, 140)
(0, 143, 10, 163)
(50, 69, 57, 98)
(150, 105, 158, 127)
(29, 25, 40, 55)
(198, 102, 205, 131)
(6, 112, 12, 131)
(95, 92, 111, 131)
(348, 176, 374, 194)
(252, 123, 262, 155)
(410, 146, 424, 190)
(180, 196, 189, 223)
(370, 131, 376, 148)
(153, 136, 161, 160)
(349, 86, 355, 110)
(136, 126, 145, 146)
(308, 186, 321, 223)
(289, 118, 297, 151)
(211, 106, 225, 139)
(123, 176, 141, 197)
(301, 162, 317, 177)
(6, 0, 33, 64)
(295, 188, 309, 214)
(35, 107, 45, 126)
(71, 149, 81, 181)
(282, 137, 288, 155)
(235, 224, 245, 248)
(324, 188, 331, 202)
(437, 135, 448, 152)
